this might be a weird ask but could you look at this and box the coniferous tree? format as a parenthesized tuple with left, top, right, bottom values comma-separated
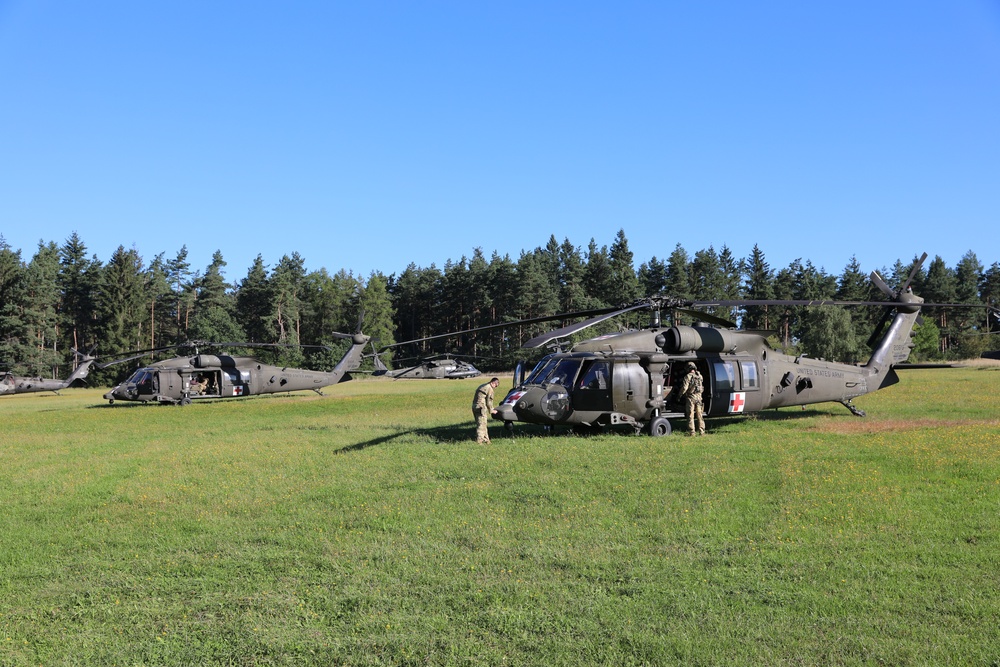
(302, 267, 358, 369)
(583, 239, 614, 309)
(981, 262, 1000, 335)
(97, 246, 147, 361)
(836, 255, 876, 348)
(690, 246, 722, 303)
(465, 248, 492, 355)
(356, 272, 396, 371)
(440, 256, 472, 348)
(743, 244, 774, 330)
(663, 244, 692, 302)
(390, 263, 441, 356)
(22, 242, 63, 376)
(58, 232, 101, 355)
(188, 251, 243, 344)
(539, 236, 562, 293)
(717, 246, 743, 296)
(0, 239, 27, 372)
(607, 229, 639, 307)
(235, 255, 274, 345)
(270, 252, 307, 350)
(924, 256, 957, 355)
(557, 238, 588, 314)
(486, 252, 520, 360)
(166, 246, 194, 340)
(773, 260, 803, 348)
(516, 250, 559, 326)
(144, 253, 174, 351)
(953, 251, 986, 358)
(637, 256, 667, 297)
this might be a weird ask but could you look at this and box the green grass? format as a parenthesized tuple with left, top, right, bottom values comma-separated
(2, 368, 1000, 665)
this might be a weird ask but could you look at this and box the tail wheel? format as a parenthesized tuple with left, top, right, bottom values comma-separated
(648, 416, 672, 437)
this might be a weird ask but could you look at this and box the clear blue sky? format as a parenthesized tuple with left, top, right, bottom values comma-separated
(2, 1, 998, 285)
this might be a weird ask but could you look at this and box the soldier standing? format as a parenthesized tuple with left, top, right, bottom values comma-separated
(679, 361, 705, 436)
(472, 377, 500, 444)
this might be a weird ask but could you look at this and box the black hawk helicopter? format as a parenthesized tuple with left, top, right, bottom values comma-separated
(371, 353, 482, 380)
(101, 332, 370, 405)
(489, 254, 989, 435)
(1, 350, 96, 396)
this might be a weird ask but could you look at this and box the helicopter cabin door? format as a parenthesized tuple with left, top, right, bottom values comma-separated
(572, 359, 612, 413)
(220, 368, 251, 397)
(707, 357, 763, 416)
(609, 359, 646, 417)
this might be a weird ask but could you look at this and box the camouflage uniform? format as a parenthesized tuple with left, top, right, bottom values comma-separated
(472, 378, 499, 443)
(679, 364, 705, 435)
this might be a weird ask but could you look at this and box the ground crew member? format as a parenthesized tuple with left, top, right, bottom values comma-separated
(472, 377, 500, 444)
(679, 361, 705, 436)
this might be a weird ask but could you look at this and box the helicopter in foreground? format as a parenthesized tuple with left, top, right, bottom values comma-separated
(487, 254, 990, 436)
(1, 350, 96, 396)
(102, 332, 370, 405)
(372, 354, 482, 380)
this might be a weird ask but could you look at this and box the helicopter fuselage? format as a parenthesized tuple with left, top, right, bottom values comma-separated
(495, 324, 897, 434)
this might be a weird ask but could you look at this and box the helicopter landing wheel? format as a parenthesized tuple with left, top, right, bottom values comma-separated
(503, 421, 514, 434)
(178, 397, 192, 406)
(648, 416, 672, 437)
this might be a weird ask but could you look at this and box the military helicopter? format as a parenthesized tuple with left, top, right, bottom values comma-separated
(0, 350, 96, 396)
(475, 253, 996, 436)
(102, 332, 370, 405)
(371, 353, 482, 379)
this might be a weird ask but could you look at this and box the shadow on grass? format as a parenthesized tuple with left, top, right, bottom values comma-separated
(333, 421, 566, 454)
(88, 392, 319, 408)
(332, 408, 849, 453)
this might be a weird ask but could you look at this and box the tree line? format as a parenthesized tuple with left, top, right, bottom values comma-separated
(2, 230, 997, 384)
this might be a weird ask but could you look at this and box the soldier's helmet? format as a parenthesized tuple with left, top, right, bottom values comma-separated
(687, 361, 697, 370)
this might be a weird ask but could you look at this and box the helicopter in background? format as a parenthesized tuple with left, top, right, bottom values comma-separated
(1, 350, 96, 396)
(471, 252, 996, 436)
(101, 332, 370, 405)
(371, 353, 482, 379)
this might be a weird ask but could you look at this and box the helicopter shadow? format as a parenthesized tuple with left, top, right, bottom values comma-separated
(332, 422, 560, 454)
(333, 423, 475, 454)
(703, 408, 852, 430)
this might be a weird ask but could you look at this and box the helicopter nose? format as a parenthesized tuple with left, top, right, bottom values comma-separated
(512, 386, 571, 424)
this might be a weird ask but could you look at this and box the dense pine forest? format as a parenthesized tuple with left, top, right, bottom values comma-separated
(1, 230, 997, 383)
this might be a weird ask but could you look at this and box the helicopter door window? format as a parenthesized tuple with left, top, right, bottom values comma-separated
(578, 361, 610, 390)
(740, 361, 759, 390)
(544, 359, 582, 389)
(713, 362, 736, 394)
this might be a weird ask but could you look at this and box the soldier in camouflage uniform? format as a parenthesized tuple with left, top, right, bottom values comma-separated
(678, 361, 705, 436)
(472, 377, 500, 444)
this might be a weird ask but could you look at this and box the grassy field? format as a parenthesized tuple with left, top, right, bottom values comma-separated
(2, 366, 999, 665)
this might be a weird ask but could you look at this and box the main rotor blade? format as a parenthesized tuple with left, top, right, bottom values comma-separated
(522, 304, 649, 349)
(902, 252, 928, 292)
(381, 306, 623, 350)
(870, 271, 896, 299)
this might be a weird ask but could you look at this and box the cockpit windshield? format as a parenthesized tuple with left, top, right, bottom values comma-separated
(127, 369, 153, 385)
(523, 357, 582, 389)
(524, 358, 558, 385)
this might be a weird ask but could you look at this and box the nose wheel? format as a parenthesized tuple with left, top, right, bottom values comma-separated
(647, 416, 672, 437)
